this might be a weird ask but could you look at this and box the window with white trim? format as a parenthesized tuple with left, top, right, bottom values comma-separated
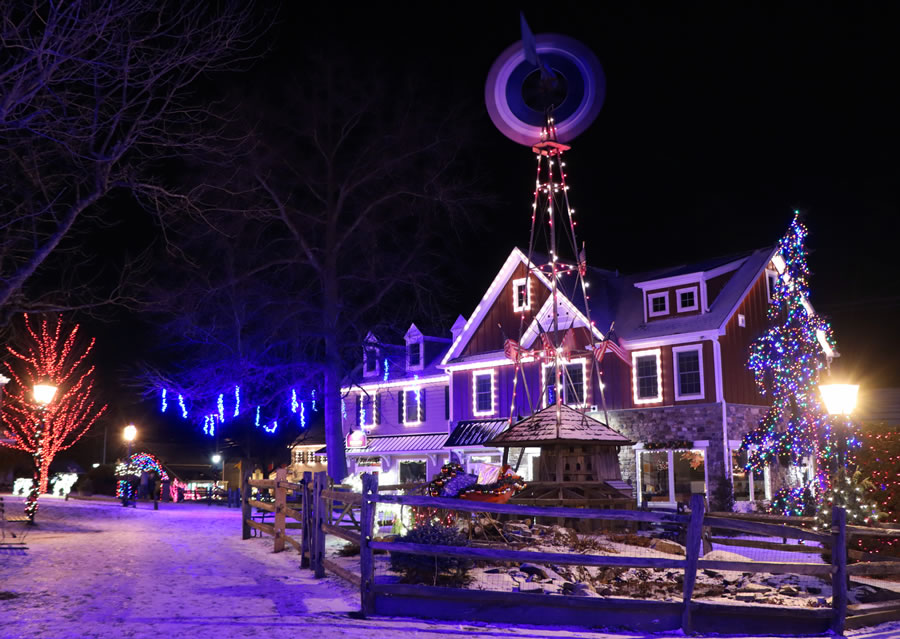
(632, 349, 662, 403)
(403, 388, 424, 424)
(673, 344, 704, 400)
(648, 292, 669, 317)
(359, 393, 377, 428)
(472, 371, 495, 415)
(731, 445, 771, 502)
(542, 359, 587, 406)
(637, 447, 707, 506)
(512, 277, 531, 312)
(407, 341, 421, 369)
(675, 286, 699, 312)
(765, 269, 778, 302)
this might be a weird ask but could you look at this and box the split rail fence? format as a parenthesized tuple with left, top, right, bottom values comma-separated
(241, 470, 900, 635)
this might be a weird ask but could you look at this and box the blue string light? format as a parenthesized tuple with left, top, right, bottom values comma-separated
(341, 398, 347, 420)
(291, 388, 299, 414)
(255, 406, 260, 427)
(234, 385, 240, 417)
(300, 402, 306, 429)
(217, 394, 225, 422)
(262, 420, 278, 434)
(311, 389, 317, 412)
(383, 358, 390, 382)
(203, 414, 216, 436)
(161, 389, 168, 413)
(178, 394, 188, 419)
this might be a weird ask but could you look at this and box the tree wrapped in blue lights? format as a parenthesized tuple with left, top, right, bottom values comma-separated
(742, 214, 840, 499)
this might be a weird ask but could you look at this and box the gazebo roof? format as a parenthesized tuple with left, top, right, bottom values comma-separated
(487, 404, 631, 448)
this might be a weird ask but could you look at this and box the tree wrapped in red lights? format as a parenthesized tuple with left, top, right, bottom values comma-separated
(1, 315, 106, 521)
(742, 214, 839, 503)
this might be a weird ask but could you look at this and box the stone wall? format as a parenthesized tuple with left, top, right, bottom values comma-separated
(605, 402, 768, 505)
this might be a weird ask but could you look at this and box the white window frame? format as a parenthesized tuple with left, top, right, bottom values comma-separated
(472, 370, 496, 416)
(765, 268, 778, 302)
(402, 387, 423, 425)
(406, 340, 423, 370)
(541, 357, 588, 408)
(672, 344, 705, 401)
(635, 441, 709, 507)
(729, 441, 772, 502)
(632, 349, 662, 404)
(647, 292, 669, 318)
(512, 277, 532, 313)
(359, 392, 377, 429)
(675, 286, 699, 313)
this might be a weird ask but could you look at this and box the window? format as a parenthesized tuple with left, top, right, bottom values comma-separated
(444, 386, 450, 420)
(360, 393, 375, 428)
(632, 349, 662, 404)
(364, 348, 377, 374)
(407, 341, 421, 368)
(731, 447, 770, 502)
(648, 292, 669, 318)
(542, 360, 586, 406)
(675, 286, 699, 312)
(637, 447, 707, 506)
(512, 277, 531, 312)
(400, 460, 427, 484)
(403, 389, 424, 424)
(673, 345, 704, 400)
(738, 313, 746, 327)
(473, 371, 494, 415)
(765, 269, 778, 302)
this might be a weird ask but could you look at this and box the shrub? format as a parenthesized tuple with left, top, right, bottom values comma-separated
(389, 523, 472, 587)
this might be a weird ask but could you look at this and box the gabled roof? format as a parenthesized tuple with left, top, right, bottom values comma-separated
(487, 404, 631, 447)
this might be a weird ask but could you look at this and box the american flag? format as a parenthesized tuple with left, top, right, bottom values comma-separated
(594, 335, 631, 366)
(503, 338, 527, 362)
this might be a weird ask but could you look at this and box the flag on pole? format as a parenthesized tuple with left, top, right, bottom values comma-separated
(503, 338, 527, 362)
(594, 336, 631, 366)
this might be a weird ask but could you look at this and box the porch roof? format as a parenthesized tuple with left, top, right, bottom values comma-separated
(445, 419, 509, 448)
(345, 432, 450, 456)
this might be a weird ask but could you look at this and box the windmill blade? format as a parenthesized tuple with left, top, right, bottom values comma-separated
(520, 12, 555, 82)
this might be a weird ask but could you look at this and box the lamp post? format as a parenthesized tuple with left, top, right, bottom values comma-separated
(27, 382, 58, 524)
(819, 383, 859, 470)
(211, 453, 222, 503)
(122, 425, 137, 507)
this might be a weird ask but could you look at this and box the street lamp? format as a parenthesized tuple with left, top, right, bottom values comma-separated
(27, 382, 58, 524)
(123, 424, 137, 459)
(211, 453, 222, 464)
(820, 382, 859, 470)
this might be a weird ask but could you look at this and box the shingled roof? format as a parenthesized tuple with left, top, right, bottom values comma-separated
(487, 404, 631, 447)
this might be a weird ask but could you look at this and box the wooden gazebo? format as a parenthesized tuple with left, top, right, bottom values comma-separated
(487, 404, 634, 520)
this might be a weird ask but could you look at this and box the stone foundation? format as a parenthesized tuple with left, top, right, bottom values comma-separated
(605, 402, 767, 506)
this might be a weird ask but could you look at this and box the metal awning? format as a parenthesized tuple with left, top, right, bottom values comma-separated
(445, 419, 509, 448)
(346, 432, 450, 456)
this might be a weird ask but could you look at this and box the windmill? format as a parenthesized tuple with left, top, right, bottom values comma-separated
(483, 17, 630, 490)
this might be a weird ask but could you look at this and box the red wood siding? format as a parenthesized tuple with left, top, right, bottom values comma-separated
(621, 341, 716, 408)
(705, 271, 734, 306)
(461, 262, 550, 357)
(720, 272, 769, 405)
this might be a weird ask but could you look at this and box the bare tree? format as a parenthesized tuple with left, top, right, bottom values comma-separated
(139, 62, 485, 481)
(0, 0, 262, 324)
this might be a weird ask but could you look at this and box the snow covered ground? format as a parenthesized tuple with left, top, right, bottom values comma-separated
(1, 494, 898, 639)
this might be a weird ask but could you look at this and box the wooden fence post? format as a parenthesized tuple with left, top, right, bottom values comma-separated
(359, 472, 379, 617)
(681, 493, 705, 634)
(273, 468, 287, 553)
(241, 462, 253, 540)
(832, 506, 848, 635)
(300, 471, 312, 568)
(313, 471, 326, 578)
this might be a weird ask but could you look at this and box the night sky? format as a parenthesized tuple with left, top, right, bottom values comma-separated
(270, 2, 898, 385)
(54, 2, 898, 465)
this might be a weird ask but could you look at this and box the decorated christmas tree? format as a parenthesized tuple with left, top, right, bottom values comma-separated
(742, 214, 840, 510)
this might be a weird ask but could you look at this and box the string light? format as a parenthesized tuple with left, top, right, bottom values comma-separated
(311, 389, 317, 412)
(255, 405, 261, 427)
(383, 359, 390, 382)
(291, 388, 299, 413)
(262, 420, 278, 434)
(300, 402, 306, 429)
(161, 389, 168, 413)
(233, 385, 240, 417)
(742, 214, 840, 510)
(217, 394, 225, 423)
(178, 394, 188, 419)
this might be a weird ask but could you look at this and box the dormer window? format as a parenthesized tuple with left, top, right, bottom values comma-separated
(512, 277, 531, 312)
(364, 348, 378, 374)
(407, 341, 421, 368)
(647, 292, 669, 318)
(676, 286, 699, 313)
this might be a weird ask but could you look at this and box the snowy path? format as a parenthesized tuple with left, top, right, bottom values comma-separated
(1, 495, 898, 639)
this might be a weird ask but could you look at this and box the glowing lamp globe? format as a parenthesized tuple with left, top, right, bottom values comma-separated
(123, 424, 137, 442)
(346, 430, 367, 449)
(819, 383, 859, 416)
(32, 383, 58, 406)
(211, 453, 222, 464)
